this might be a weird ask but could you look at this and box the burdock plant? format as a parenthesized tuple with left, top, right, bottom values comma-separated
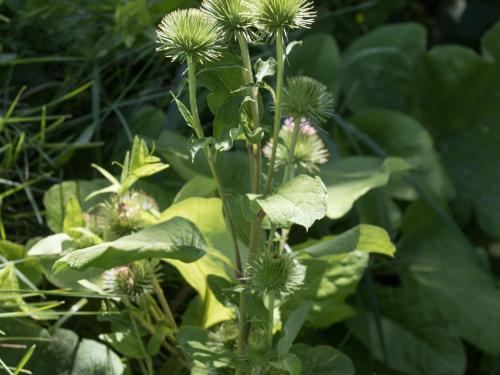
(154, 1, 348, 374)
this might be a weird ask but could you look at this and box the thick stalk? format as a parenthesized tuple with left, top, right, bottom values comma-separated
(187, 57, 248, 372)
(264, 30, 285, 194)
(237, 32, 261, 195)
(152, 277, 178, 331)
(283, 117, 300, 182)
(280, 116, 301, 250)
(187, 56, 243, 276)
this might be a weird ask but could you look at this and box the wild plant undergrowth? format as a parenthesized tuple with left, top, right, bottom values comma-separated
(2, 1, 500, 375)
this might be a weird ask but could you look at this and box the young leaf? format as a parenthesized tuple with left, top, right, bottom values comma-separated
(172, 92, 196, 129)
(299, 224, 395, 258)
(52, 217, 206, 274)
(251, 175, 327, 230)
(62, 196, 85, 234)
(187, 135, 210, 162)
(277, 305, 311, 357)
(43, 180, 107, 233)
(254, 57, 277, 82)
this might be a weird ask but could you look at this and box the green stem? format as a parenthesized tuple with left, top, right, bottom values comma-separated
(280, 116, 300, 250)
(266, 293, 275, 350)
(187, 56, 243, 276)
(237, 32, 262, 195)
(152, 277, 177, 331)
(283, 117, 300, 182)
(264, 30, 285, 194)
(187, 56, 248, 372)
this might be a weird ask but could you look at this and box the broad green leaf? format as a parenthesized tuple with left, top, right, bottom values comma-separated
(43, 180, 107, 233)
(342, 23, 427, 113)
(213, 94, 246, 140)
(415, 45, 497, 137)
(349, 286, 466, 375)
(198, 52, 244, 114)
(52, 217, 206, 274)
(100, 330, 145, 359)
(28, 233, 73, 256)
(173, 175, 216, 203)
(71, 338, 125, 374)
(399, 202, 500, 354)
(414, 45, 500, 236)
(320, 156, 409, 219)
(277, 305, 311, 357)
(28, 234, 104, 292)
(0, 240, 42, 286)
(177, 326, 238, 371)
(354, 189, 403, 234)
(288, 33, 342, 97)
(253, 175, 327, 230)
(270, 353, 302, 375)
(290, 344, 354, 375)
(300, 224, 395, 258)
(482, 20, 500, 62)
(254, 57, 277, 82)
(439, 112, 500, 237)
(160, 198, 241, 327)
(349, 110, 455, 201)
(284, 251, 369, 328)
(0, 320, 124, 375)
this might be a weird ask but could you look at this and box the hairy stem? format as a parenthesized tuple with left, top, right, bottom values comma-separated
(237, 32, 261, 195)
(283, 116, 300, 182)
(187, 56, 243, 276)
(152, 277, 178, 331)
(264, 30, 285, 194)
(280, 116, 300, 249)
(187, 57, 248, 372)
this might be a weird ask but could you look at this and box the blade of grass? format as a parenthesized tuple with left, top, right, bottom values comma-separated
(13, 344, 36, 375)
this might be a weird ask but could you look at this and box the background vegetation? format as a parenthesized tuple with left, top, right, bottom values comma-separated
(1, 0, 500, 374)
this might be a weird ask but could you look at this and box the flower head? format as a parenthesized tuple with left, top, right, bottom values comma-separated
(201, 0, 257, 42)
(282, 76, 334, 126)
(263, 117, 329, 173)
(249, 0, 316, 37)
(156, 9, 223, 64)
(246, 247, 305, 300)
(90, 190, 159, 241)
(103, 260, 159, 301)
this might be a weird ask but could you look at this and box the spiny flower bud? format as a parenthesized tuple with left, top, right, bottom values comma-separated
(103, 260, 158, 302)
(282, 76, 334, 126)
(97, 190, 159, 241)
(201, 0, 258, 42)
(249, 0, 316, 37)
(263, 117, 329, 173)
(156, 9, 223, 64)
(247, 247, 305, 301)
